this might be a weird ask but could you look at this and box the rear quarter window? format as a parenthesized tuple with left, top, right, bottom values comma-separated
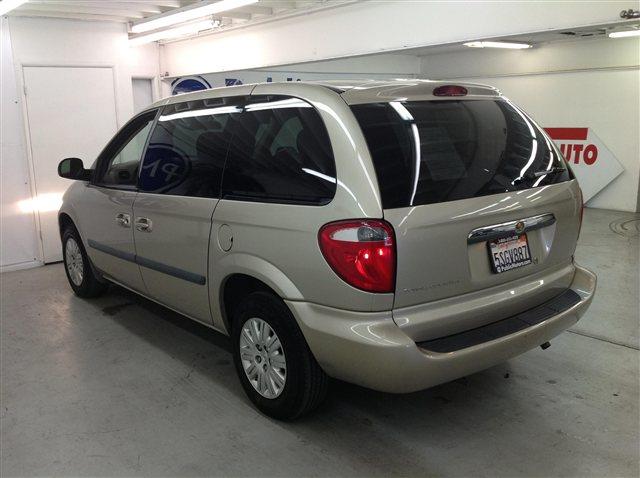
(221, 95, 336, 205)
(351, 100, 570, 209)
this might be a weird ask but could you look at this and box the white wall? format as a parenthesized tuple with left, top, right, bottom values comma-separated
(421, 37, 640, 212)
(163, 53, 420, 93)
(128, 40, 161, 100)
(0, 17, 160, 269)
(161, 1, 633, 77)
(1, 18, 39, 271)
(421, 36, 639, 78)
(253, 54, 419, 77)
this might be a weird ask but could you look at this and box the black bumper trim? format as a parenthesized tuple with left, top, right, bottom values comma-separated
(417, 289, 581, 353)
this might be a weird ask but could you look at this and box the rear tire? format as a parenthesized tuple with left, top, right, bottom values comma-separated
(62, 227, 108, 298)
(231, 291, 328, 420)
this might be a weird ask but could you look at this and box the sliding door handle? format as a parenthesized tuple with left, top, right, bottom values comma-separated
(115, 213, 131, 228)
(135, 217, 153, 232)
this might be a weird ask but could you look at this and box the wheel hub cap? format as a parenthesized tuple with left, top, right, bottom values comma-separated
(239, 318, 286, 399)
(65, 237, 84, 286)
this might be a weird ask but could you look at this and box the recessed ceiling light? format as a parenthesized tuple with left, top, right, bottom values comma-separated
(464, 41, 532, 49)
(131, 0, 258, 34)
(0, 0, 28, 16)
(609, 29, 640, 38)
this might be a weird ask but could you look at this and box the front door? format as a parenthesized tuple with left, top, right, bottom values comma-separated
(132, 94, 246, 324)
(78, 110, 157, 293)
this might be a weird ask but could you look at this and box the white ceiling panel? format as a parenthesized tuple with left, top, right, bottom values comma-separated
(9, 0, 327, 30)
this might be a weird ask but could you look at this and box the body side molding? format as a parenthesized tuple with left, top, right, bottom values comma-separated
(87, 239, 206, 285)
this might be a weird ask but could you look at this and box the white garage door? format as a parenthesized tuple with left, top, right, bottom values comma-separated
(23, 66, 118, 263)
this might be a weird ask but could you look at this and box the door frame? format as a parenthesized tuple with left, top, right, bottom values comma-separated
(131, 74, 161, 106)
(17, 62, 120, 263)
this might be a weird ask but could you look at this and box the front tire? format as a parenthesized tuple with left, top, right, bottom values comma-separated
(231, 291, 328, 420)
(62, 227, 108, 298)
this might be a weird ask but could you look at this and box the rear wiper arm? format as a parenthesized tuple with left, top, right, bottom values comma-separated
(532, 166, 566, 177)
(512, 166, 567, 185)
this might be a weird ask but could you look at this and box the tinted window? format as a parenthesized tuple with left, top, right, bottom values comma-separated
(222, 96, 336, 205)
(352, 100, 570, 209)
(95, 110, 156, 188)
(139, 97, 243, 197)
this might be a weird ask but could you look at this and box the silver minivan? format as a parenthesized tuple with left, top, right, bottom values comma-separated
(58, 80, 596, 420)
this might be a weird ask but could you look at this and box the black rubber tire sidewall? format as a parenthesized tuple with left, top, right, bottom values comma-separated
(231, 291, 327, 420)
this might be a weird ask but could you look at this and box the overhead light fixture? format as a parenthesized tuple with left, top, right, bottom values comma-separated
(129, 19, 218, 46)
(464, 41, 532, 49)
(131, 0, 258, 34)
(0, 0, 29, 16)
(608, 29, 640, 38)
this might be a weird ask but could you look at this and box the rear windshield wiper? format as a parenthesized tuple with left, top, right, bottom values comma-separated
(532, 166, 566, 177)
(513, 166, 567, 185)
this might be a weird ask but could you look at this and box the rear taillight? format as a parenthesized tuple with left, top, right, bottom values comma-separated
(318, 220, 396, 293)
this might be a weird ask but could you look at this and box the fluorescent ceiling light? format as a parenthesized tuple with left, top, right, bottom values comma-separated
(0, 0, 29, 16)
(131, 0, 258, 33)
(129, 20, 217, 46)
(464, 41, 532, 49)
(609, 29, 640, 38)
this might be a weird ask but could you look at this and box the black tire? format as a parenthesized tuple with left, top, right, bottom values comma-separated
(61, 227, 108, 298)
(231, 291, 328, 420)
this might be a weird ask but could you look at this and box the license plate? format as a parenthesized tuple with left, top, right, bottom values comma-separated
(488, 234, 532, 273)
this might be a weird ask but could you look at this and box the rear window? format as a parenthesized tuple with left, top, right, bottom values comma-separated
(351, 100, 570, 209)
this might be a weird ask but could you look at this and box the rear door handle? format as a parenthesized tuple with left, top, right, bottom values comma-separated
(115, 213, 131, 228)
(135, 217, 153, 232)
(467, 213, 556, 244)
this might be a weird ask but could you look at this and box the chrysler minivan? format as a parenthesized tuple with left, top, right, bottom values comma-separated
(58, 80, 596, 419)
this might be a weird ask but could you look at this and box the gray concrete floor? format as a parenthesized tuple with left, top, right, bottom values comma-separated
(1, 208, 638, 477)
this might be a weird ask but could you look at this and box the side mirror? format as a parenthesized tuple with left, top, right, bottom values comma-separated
(58, 158, 92, 181)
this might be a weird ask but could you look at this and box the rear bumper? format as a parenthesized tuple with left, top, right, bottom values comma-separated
(287, 264, 596, 393)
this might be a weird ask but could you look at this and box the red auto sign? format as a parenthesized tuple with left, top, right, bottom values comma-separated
(545, 128, 598, 165)
(544, 127, 624, 202)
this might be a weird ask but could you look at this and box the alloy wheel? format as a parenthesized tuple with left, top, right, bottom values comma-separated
(65, 237, 84, 286)
(239, 317, 287, 399)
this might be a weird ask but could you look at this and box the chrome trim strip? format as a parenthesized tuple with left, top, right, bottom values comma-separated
(467, 213, 556, 244)
(87, 239, 206, 285)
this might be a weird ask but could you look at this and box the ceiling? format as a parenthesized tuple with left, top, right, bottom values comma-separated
(401, 22, 640, 57)
(9, 0, 334, 30)
(8, 1, 636, 47)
